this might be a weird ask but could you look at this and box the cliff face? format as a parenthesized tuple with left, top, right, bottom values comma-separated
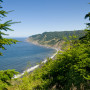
(27, 38, 64, 50)
(27, 30, 85, 49)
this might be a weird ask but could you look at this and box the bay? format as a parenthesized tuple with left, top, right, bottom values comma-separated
(0, 38, 56, 73)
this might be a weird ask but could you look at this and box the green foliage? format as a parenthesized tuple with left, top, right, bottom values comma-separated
(85, 10, 90, 26)
(85, 12, 90, 20)
(0, 69, 18, 89)
(0, 0, 19, 89)
(0, 0, 20, 55)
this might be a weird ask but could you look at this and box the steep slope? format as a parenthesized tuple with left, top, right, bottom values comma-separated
(27, 30, 85, 49)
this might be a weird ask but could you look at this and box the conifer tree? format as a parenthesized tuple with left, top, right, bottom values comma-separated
(0, 0, 19, 89)
(0, 0, 19, 55)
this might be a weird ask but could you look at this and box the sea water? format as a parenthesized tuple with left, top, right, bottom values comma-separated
(0, 38, 56, 73)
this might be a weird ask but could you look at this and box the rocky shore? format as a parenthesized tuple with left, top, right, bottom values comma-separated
(26, 38, 62, 51)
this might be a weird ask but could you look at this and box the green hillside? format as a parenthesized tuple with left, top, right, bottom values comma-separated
(28, 30, 85, 48)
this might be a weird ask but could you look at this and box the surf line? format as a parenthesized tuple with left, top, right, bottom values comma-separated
(14, 49, 58, 79)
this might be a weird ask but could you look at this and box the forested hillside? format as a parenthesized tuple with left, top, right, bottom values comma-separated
(28, 30, 85, 49)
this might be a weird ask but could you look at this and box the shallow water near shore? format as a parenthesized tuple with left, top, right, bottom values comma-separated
(0, 38, 56, 73)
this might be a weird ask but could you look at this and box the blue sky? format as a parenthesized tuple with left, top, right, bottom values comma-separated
(2, 0, 90, 37)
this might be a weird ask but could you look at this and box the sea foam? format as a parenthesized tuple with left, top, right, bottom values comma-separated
(14, 49, 58, 79)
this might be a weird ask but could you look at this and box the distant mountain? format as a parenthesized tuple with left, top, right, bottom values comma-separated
(27, 30, 85, 49)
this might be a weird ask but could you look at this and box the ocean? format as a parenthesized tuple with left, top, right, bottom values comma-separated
(0, 38, 56, 73)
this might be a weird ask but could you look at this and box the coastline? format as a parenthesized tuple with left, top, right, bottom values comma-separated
(26, 38, 61, 51)
(14, 38, 59, 79)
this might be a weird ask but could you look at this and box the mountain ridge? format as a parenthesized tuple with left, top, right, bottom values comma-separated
(27, 30, 85, 49)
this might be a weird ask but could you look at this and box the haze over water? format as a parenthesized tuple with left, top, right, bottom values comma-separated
(0, 38, 56, 73)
